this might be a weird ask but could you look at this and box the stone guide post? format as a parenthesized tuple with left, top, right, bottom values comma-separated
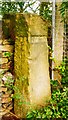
(14, 13, 51, 118)
(53, 3, 64, 81)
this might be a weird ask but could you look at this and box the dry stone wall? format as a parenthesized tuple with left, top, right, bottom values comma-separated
(0, 19, 14, 117)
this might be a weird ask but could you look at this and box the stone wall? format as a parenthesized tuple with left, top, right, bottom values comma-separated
(0, 18, 14, 117)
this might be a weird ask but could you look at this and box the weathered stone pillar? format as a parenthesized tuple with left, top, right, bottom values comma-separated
(53, 3, 64, 81)
(14, 14, 51, 118)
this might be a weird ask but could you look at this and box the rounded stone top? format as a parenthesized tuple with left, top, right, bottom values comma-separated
(15, 13, 48, 36)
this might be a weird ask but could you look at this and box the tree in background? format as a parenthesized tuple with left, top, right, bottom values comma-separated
(0, 0, 40, 15)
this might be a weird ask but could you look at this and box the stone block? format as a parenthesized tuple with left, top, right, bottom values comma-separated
(0, 58, 8, 64)
(2, 94, 9, 98)
(0, 45, 13, 52)
(14, 14, 51, 118)
(2, 97, 12, 104)
(24, 14, 48, 36)
(15, 14, 48, 37)
(28, 37, 51, 106)
(2, 39, 9, 45)
(0, 40, 3, 44)
(2, 102, 12, 109)
(0, 87, 7, 92)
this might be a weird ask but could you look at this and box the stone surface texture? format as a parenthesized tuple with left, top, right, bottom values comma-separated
(14, 14, 51, 118)
(53, 3, 64, 81)
(0, 18, 14, 118)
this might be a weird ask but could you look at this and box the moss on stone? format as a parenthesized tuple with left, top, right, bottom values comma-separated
(14, 35, 30, 118)
(15, 14, 28, 37)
